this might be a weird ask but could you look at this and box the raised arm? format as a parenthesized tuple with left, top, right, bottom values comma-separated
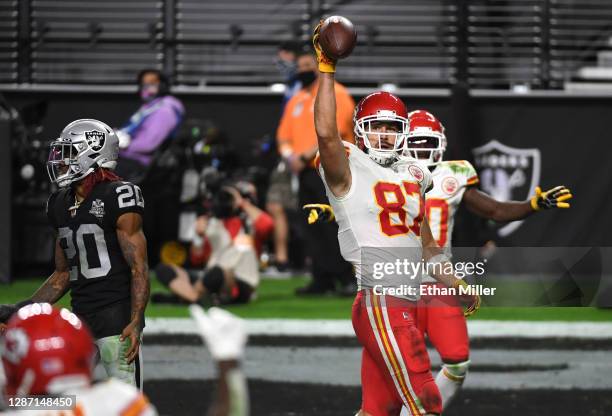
(117, 212, 149, 364)
(313, 26, 351, 197)
(463, 185, 572, 222)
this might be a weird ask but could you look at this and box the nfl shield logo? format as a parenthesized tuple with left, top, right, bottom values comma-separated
(472, 140, 541, 237)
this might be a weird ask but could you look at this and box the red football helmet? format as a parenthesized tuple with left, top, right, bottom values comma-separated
(1, 303, 95, 397)
(353, 91, 408, 166)
(404, 109, 447, 165)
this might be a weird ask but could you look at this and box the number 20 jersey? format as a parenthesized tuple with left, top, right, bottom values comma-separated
(317, 141, 432, 299)
(422, 160, 479, 283)
(46, 180, 145, 315)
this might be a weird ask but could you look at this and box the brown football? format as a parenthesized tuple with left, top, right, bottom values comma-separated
(318, 16, 357, 60)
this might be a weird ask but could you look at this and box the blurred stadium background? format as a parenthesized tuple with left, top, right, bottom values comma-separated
(1, 0, 612, 415)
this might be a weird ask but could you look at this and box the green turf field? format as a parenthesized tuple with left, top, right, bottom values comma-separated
(1, 277, 611, 321)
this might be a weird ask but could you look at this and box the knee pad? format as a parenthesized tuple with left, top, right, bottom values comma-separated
(155, 263, 177, 287)
(442, 360, 470, 383)
(202, 266, 225, 294)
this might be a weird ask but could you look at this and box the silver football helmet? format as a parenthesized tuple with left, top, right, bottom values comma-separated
(47, 119, 119, 187)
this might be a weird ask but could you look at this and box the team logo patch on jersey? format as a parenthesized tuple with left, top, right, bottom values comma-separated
(85, 130, 105, 151)
(89, 199, 105, 218)
(408, 165, 424, 182)
(442, 176, 459, 195)
(472, 139, 541, 237)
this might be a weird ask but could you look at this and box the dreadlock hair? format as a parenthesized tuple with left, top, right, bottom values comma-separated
(79, 168, 122, 198)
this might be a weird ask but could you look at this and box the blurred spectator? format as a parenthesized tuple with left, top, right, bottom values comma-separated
(115, 69, 185, 266)
(275, 40, 304, 110)
(116, 69, 184, 181)
(155, 182, 273, 305)
(276, 51, 356, 295)
(265, 42, 305, 275)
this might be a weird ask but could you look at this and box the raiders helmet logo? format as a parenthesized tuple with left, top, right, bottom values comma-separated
(85, 130, 106, 152)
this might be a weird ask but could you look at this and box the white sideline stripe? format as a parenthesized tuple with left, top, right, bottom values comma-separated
(144, 318, 612, 339)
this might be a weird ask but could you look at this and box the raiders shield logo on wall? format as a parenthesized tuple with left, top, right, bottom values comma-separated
(472, 140, 541, 237)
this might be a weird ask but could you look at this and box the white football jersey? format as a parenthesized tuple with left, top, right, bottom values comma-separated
(1, 379, 156, 416)
(317, 142, 432, 300)
(422, 160, 479, 282)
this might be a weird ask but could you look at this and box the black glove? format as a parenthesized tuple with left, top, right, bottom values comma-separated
(0, 304, 18, 324)
(303, 204, 335, 225)
(0, 300, 33, 323)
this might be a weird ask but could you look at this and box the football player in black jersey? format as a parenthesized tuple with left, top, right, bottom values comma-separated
(0, 119, 149, 389)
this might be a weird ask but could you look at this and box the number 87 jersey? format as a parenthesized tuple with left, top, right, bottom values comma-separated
(317, 142, 432, 299)
(46, 180, 145, 315)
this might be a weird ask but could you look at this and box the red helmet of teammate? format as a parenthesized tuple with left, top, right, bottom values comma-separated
(353, 91, 409, 166)
(1, 303, 95, 397)
(404, 109, 447, 165)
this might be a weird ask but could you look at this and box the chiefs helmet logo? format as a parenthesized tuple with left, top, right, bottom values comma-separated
(442, 177, 459, 195)
(1, 328, 30, 364)
(408, 165, 424, 182)
(85, 130, 106, 152)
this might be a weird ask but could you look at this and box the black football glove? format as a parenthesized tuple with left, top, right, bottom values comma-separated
(303, 204, 335, 225)
(0, 300, 33, 323)
(0, 304, 18, 324)
(530, 185, 573, 211)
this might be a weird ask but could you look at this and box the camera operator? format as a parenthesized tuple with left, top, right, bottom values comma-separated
(154, 182, 273, 305)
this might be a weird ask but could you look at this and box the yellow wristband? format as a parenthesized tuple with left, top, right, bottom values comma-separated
(530, 195, 540, 211)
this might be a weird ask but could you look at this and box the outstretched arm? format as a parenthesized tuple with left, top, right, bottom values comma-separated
(463, 185, 572, 222)
(313, 26, 351, 197)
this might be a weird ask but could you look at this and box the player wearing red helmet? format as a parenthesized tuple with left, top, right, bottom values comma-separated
(312, 21, 479, 416)
(397, 110, 573, 411)
(0, 303, 156, 415)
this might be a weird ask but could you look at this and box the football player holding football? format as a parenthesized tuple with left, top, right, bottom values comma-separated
(312, 22, 479, 416)
(0, 119, 149, 389)
(0, 303, 156, 415)
(306, 110, 573, 413)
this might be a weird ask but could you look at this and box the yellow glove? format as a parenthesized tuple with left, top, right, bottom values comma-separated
(453, 279, 481, 318)
(312, 20, 337, 73)
(530, 185, 573, 211)
(303, 204, 335, 224)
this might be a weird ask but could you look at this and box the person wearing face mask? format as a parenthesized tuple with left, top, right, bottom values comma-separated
(275, 41, 303, 110)
(116, 69, 185, 266)
(275, 50, 356, 295)
(116, 69, 185, 182)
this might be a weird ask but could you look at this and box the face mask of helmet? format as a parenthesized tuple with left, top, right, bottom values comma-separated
(296, 70, 317, 87)
(355, 118, 407, 166)
(404, 136, 444, 165)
